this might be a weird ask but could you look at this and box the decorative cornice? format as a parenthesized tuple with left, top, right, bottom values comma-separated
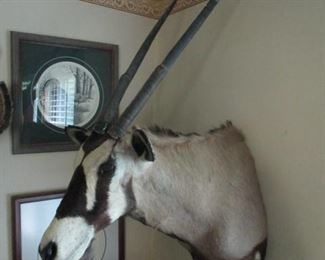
(81, 0, 206, 19)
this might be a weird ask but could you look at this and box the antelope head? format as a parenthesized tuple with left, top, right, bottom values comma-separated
(39, 0, 219, 259)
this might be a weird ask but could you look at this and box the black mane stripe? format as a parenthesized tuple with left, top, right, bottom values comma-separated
(208, 121, 233, 134)
(147, 122, 233, 138)
(147, 125, 199, 138)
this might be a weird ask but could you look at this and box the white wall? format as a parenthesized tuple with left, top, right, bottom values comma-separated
(0, 1, 159, 259)
(155, 0, 325, 259)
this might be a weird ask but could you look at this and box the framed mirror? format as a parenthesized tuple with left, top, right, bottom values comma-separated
(11, 32, 118, 154)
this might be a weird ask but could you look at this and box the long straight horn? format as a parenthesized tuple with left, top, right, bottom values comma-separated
(109, 0, 220, 138)
(101, 0, 178, 130)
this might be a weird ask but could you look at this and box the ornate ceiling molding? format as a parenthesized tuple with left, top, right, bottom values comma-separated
(81, 0, 206, 19)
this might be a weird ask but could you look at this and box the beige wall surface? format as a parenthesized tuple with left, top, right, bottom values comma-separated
(0, 1, 159, 260)
(2, 0, 325, 260)
(155, 0, 325, 259)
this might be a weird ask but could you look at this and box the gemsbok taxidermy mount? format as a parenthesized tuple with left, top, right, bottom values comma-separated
(39, 0, 267, 259)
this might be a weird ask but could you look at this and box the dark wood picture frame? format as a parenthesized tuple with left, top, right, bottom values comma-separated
(11, 190, 125, 260)
(0, 81, 12, 133)
(11, 32, 118, 154)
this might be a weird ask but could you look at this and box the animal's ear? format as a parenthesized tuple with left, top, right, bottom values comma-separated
(131, 129, 155, 161)
(65, 126, 90, 145)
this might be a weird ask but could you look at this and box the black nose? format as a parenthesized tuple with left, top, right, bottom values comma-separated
(39, 241, 57, 260)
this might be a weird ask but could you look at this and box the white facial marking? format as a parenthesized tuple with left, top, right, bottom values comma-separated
(106, 138, 154, 223)
(107, 156, 129, 222)
(82, 140, 111, 211)
(73, 149, 85, 168)
(85, 170, 98, 211)
(40, 217, 95, 260)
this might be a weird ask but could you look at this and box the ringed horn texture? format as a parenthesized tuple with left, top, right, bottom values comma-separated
(102, 0, 178, 129)
(102, 0, 220, 139)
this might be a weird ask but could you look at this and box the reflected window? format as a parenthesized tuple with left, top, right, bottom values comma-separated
(34, 78, 75, 128)
(33, 61, 100, 130)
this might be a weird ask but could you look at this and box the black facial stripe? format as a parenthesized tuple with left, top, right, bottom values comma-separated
(55, 157, 117, 230)
(88, 156, 116, 229)
(56, 165, 87, 219)
(82, 132, 110, 156)
(98, 156, 116, 174)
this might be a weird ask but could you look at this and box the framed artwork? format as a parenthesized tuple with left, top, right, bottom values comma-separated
(11, 190, 125, 260)
(11, 32, 118, 154)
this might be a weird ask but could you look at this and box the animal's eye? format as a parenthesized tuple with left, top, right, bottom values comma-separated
(99, 157, 116, 175)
